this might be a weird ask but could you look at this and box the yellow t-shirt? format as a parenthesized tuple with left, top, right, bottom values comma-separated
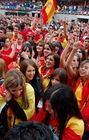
(7, 83, 35, 126)
(66, 117, 84, 137)
(75, 82, 83, 108)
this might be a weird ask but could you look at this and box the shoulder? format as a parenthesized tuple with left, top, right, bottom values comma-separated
(66, 117, 84, 137)
(26, 83, 34, 93)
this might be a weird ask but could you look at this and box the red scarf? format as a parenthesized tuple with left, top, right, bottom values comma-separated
(62, 128, 81, 140)
(74, 78, 89, 109)
(40, 66, 54, 77)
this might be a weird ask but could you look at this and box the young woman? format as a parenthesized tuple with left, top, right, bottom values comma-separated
(39, 53, 59, 90)
(37, 67, 68, 113)
(49, 68, 68, 87)
(20, 42, 32, 63)
(35, 84, 84, 140)
(20, 59, 44, 114)
(13, 34, 24, 61)
(76, 47, 86, 62)
(74, 60, 89, 140)
(60, 41, 81, 89)
(0, 69, 35, 136)
(38, 42, 55, 68)
(48, 84, 84, 140)
(28, 40, 36, 59)
(35, 41, 44, 67)
(7, 42, 33, 71)
(54, 42, 61, 55)
(0, 37, 12, 56)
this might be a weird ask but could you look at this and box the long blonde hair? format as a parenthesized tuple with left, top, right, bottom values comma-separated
(4, 69, 29, 109)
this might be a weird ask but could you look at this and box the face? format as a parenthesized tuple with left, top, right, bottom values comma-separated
(36, 43, 43, 54)
(35, 28, 41, 35)
(71, 55, 79, 70)
(59, 32, 65, 39)
(22, 48, 31, 58)
(25, 65, 35, 82)
(9, 85, 23, 98)
(0, 30, 4, 39)
(37, 23, 41, 28)
(5, 38, 10, 47)
(6, 32, 13, 40)
(73, 32, 79, 41)
(44, 34, 51, 42)
(17, 36, 23, 44)
(14, 26, 19, 35)
(46, 55, 55, 69)
(84, 39, 89, 49)
(55, 46, 59, 53)
(53, 31, 58, 37)
(45, 100, 54, 117)
(44, 44, 52, 57)
(79, 62, 89, 79)
(77, 49, 83, 61)
(51, 75, 60, 86)
(27, 35, 32, 41)
(48, 26, 53, 34)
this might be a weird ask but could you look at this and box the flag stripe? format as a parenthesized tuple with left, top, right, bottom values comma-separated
(47, 0, 56, 19)
(41, 6, 48, 25)
(40, 0, 56, 25)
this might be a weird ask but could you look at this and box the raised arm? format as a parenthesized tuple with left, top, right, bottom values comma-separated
(63, 18, 68, 41)
(66, 41, 81, 78)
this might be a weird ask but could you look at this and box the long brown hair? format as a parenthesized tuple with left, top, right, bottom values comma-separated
(4, 69, 29, 109)
(0, 58, 6, 79)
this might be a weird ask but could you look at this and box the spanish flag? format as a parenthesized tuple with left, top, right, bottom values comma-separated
(40, 0, 56, 25)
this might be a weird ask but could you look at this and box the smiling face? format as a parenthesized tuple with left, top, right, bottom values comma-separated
(4, 38, 10, 47)
(77, 49, 83, 61)
(8, 85, 23, 98)
(79, 62, 89, 80)
(73, 32, 79, 41)
(43, 44, 52, 57)
(71, 55, 79, 70)
(46, 55, 55, 69)
(17, 35, 23, 44)
(36, 43, 43, 54)
(25, 65, 35, 82)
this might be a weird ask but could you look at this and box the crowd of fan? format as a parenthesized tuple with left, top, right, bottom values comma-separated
(0, 13, 89, 140)
(0, 0, 89, 15)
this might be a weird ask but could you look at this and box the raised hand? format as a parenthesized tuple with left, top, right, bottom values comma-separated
(4, 90, 12, 102)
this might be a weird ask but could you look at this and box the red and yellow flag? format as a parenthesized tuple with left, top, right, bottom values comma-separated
(40, 0, 56, 25)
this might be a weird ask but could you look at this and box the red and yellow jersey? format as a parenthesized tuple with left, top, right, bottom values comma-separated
(64, 117, 84, 139)
(0, 54, 13, 71)
(74, 79, 89, 131)
(0, 46, 12, 56)
(39, 66, 54, 89)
